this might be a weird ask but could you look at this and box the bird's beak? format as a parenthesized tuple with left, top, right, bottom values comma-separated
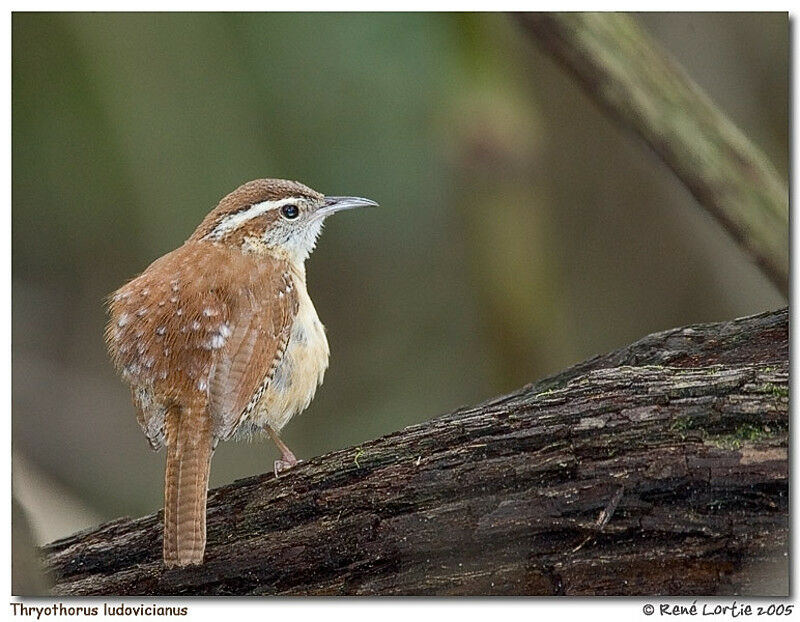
(319, 195, 379, 216)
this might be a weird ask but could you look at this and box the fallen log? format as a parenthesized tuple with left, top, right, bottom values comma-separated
(41, 308, 788, 596)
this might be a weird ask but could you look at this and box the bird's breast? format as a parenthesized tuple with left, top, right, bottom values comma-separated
(251, 275, 329, 431)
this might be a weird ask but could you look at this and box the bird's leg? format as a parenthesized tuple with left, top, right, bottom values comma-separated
(266, 426, 300, 477)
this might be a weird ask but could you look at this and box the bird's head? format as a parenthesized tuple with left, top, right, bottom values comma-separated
(190, 178, 377, 264)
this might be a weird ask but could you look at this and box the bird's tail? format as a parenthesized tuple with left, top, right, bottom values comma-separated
(163, 404, 214, 567)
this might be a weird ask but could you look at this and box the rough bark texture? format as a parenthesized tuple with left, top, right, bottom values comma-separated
(514, 13, 789, 294)
(39, 308, 788, 596)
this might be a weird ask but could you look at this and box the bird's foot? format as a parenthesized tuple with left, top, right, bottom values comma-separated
(273, 455, 301, 478)
(267, 425, 301, 478)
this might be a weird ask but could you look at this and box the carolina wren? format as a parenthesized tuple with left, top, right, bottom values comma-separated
(105, 178, 377, 568)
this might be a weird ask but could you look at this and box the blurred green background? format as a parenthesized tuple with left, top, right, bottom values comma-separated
(12, 12, 787, 580)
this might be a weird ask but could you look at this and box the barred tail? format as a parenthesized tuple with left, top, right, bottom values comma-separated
(163, 405, 214, 567)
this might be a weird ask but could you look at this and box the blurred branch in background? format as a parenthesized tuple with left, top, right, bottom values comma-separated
(13, 499, 49, 595)
(514, 13, 789, 295)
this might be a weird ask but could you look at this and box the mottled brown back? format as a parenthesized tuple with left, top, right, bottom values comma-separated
(106, 240, 299, 566)
(106, 242, 298, 446)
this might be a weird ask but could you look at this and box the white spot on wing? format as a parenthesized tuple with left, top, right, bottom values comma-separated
(203, 333, 227, 350)
(123, 363, 141, 378)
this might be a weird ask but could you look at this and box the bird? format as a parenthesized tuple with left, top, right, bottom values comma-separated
(105, 178, 377, 568)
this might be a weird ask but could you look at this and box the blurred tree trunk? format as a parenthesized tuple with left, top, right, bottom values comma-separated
(450, 14, 577, 390)
(41, 308, 787, 596)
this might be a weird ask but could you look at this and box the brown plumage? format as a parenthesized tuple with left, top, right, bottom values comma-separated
(105, 178, 377, 567)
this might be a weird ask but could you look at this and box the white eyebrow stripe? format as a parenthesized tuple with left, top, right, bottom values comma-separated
(205, 197, 303, 240)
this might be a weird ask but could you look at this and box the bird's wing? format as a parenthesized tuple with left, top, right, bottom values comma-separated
(207, 265, 298, 440)
(131, 385, 167, 450)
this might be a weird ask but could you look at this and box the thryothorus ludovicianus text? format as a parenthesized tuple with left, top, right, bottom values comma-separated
(105, 179, 377, 567)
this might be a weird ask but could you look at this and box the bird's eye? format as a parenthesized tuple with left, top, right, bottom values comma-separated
(280, 204, 300, 220)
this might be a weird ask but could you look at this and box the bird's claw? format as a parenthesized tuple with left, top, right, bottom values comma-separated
(274, 457, 302, 478)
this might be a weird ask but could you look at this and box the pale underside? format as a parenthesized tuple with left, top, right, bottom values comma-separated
(233, 273, 329, 438)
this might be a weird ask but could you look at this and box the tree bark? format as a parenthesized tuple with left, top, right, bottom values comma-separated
(41, 308, 788, 596)
(513, 13, 789, 295)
